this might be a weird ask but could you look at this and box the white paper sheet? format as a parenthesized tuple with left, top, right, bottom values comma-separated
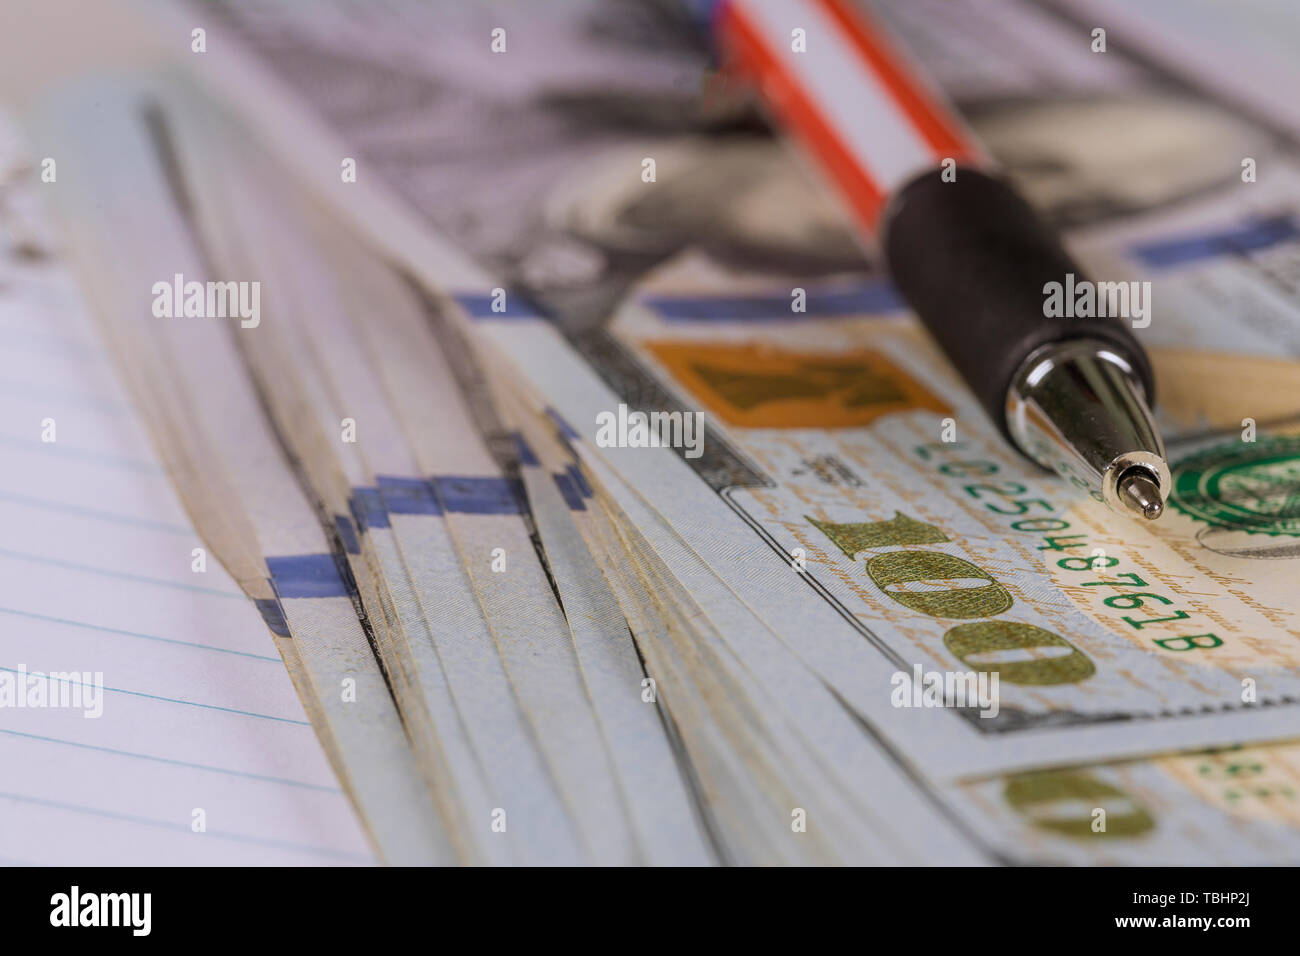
(0, 116, 374, 866)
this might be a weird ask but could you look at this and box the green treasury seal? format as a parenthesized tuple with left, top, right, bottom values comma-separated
(1170, 436, 1300, 537)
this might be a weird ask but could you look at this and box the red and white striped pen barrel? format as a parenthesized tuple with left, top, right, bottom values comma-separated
(715, 0, 985, 230)
(714, 0, 1169, 518)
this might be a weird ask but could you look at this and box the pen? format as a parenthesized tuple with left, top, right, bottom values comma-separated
(713, 0, 1171, 520)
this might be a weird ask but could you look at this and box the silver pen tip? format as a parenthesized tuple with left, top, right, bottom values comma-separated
(1118, 470, 1165, 521)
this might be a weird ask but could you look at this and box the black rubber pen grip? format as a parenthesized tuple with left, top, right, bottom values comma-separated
(881, 168, 1155, 442)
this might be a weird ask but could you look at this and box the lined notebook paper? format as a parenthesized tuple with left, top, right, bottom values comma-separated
(0, 115, 374, 866)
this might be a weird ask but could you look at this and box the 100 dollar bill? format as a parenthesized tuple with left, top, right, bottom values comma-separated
(466, 251, 1300, 780)
(169, 0, 1300, 826)
(964, 737, 1300, 865)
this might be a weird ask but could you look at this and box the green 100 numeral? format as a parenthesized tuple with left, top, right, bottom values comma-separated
(808, 511, 1096, 686)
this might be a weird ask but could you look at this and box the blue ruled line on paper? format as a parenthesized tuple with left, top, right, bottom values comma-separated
(0, 606, 280, 662)
(0, 328, 101, 358)
(266, 554, 350, 600)
(0, 667, 310, 725)
(377, 475, 442, 515)
(0, 547, 244, 599)
(433, 476, 522, 515)
(0, 433, 162, 474)
(0, 792, 369, 862)
(0, 729, 340, 793)
(0, 378, 131, 415)
(639, 279, 905, 321)
(0, 490, 192, 536)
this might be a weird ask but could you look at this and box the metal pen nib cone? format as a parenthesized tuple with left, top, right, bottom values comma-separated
(1118, 470, 1164, 520)
(1005, 339, 1171, 519)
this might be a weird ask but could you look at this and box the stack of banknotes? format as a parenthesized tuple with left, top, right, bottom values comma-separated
(23, 0, 1300, 864)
